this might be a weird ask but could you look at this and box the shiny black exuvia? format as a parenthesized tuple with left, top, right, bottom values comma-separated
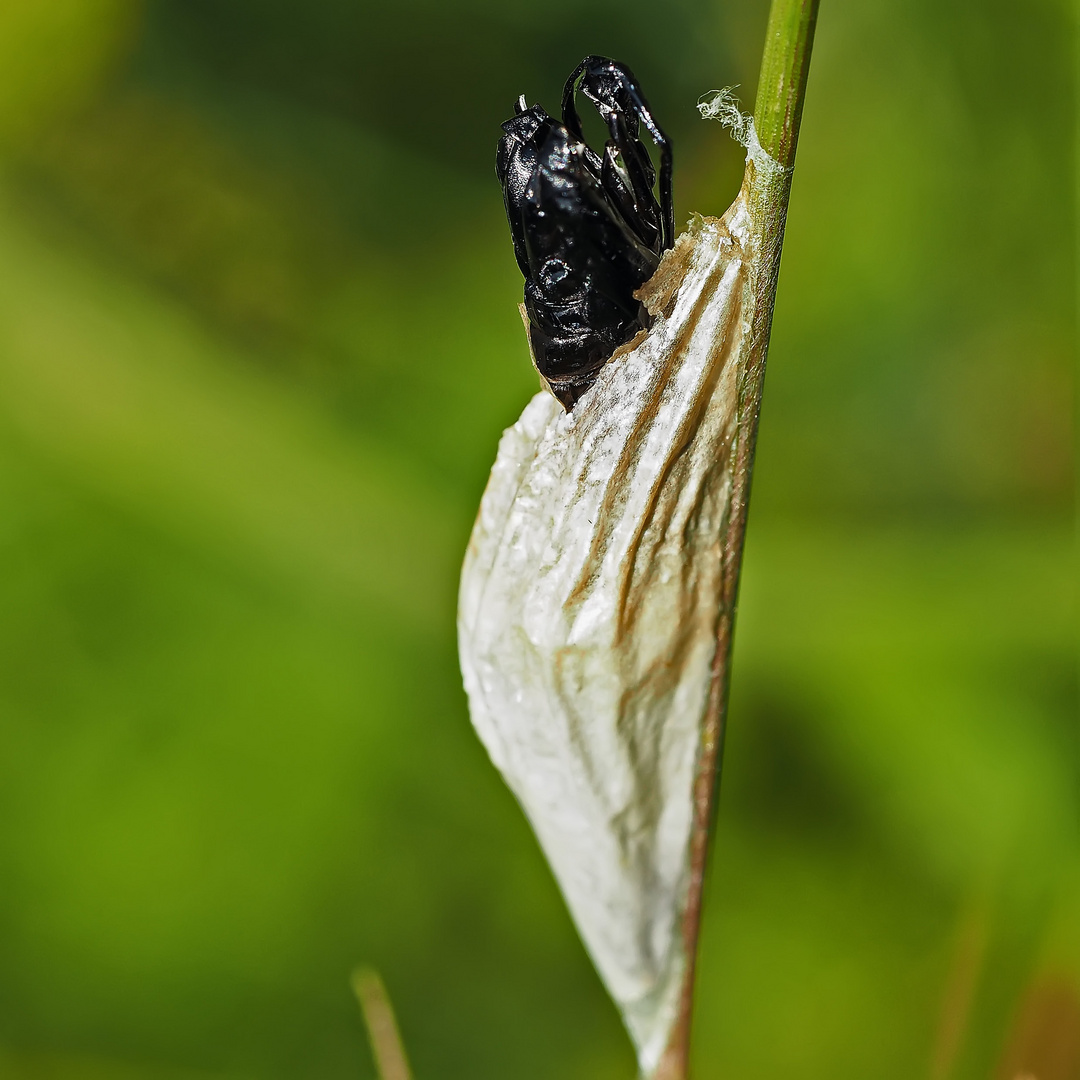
(496, 56, 674, 410)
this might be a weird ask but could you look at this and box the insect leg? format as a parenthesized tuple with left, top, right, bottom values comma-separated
(562, 56, 674, 250)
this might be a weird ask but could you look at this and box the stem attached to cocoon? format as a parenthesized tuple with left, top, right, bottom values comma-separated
(459, 3, 819, 1077)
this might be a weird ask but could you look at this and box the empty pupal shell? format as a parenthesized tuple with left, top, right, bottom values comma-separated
(459, 115, 788, 1076)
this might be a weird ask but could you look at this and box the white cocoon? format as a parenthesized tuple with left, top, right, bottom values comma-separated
(459, 137, 780, 1074)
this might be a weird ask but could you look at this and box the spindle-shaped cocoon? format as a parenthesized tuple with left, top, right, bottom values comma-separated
(459, 108, 787, 1075)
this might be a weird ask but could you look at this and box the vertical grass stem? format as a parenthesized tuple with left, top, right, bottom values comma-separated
(653, 2, 819, 1076)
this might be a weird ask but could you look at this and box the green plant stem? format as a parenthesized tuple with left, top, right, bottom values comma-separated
(652, 2, 819, 1078)
(754, 0, 820, 168)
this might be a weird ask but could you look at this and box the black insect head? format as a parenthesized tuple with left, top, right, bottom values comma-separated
(497, 56, 674, 410)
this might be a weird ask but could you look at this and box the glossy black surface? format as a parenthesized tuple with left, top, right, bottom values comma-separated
(497, 56, 673, 409)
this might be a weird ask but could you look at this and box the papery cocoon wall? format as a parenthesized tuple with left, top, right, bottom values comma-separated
(458, 106, 789, 1077)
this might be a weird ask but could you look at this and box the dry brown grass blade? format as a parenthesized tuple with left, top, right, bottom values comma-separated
(351, 967, 413, 1080)
(929, 904, 990, 1080)
(995, 973, 1080, 1080)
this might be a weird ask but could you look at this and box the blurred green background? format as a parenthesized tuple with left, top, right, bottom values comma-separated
(0, 1, 1074, 1078)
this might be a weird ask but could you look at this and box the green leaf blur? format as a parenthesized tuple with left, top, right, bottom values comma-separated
(0, 1, 1073, 1078)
